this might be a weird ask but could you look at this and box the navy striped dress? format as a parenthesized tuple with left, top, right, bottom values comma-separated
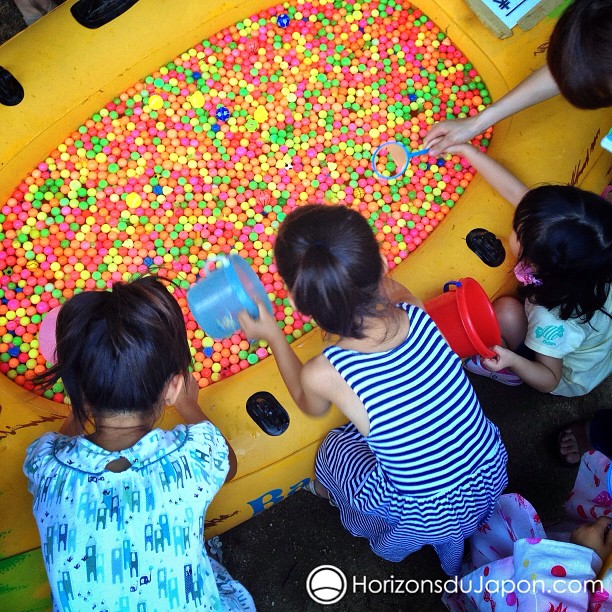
(315, 303, 508, 575)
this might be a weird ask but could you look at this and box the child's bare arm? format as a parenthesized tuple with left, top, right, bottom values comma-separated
(238, 303, 331, 417)
(445, 143, 529, 207)
(482, 346, 562, 393)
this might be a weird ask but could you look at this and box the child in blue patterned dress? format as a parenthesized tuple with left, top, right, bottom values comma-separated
(24, 275, 255, 612)
(238, 204, 508, 576)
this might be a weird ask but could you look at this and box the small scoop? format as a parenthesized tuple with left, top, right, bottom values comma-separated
(371, 141, 430, 180)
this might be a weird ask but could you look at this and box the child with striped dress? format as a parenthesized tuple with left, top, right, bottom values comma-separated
(238, 204, 508, 575)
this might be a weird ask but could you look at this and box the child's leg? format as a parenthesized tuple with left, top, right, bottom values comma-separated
(306, 478, 332, 500)
(493, 296, 527, 350)
(13, 1, 60, 25)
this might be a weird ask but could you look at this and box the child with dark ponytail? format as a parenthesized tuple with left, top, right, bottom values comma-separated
(239, 204, 508, 576)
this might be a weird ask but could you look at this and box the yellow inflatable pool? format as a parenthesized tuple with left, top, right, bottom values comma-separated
(0, 0, 609, 608)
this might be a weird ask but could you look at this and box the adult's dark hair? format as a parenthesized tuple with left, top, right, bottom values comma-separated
(274, 204, 386, 338)
(547, 0, 612, 109)
(514, 185, 612, 322)
(36, 275, 192, 429)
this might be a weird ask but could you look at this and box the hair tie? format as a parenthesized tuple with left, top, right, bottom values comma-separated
(514, 261, 542, 287)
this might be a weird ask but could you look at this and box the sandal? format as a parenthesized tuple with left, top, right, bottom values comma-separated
(557, 420, 592, 467)
(306, 479, 337, 507)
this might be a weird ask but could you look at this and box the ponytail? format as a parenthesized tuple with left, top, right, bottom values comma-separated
(275, 204, 385, 338)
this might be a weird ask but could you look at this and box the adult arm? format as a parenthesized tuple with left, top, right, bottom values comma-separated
(425, 65, 560, 156)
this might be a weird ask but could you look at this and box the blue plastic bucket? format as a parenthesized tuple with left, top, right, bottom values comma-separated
(187, 254, 273, 338)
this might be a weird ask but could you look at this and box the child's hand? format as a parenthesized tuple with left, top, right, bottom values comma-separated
(571, 517, 612, 562)
(237, 300, 281, 342)
(424, 117, 483, 156)
(481, 345, 518, 372)
(443, 143, 476, 159)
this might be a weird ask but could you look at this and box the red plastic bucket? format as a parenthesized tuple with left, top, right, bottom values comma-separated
(424, 278, 501, 359)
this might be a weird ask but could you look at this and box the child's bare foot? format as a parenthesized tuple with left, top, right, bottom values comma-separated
(558, 420, 592, 467)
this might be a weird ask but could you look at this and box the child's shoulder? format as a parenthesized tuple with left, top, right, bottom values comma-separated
(304, 352, 340, 382)
(143, 421, 228, 461)
(23, 431, 66, 485)
(25, 430, 64, 461)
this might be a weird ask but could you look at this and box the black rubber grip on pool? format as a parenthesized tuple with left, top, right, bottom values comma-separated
(466, 228, 506, 267)
(246, 392, 290, 436)
(71, 0, 141, 29)
(0, 66, 24, 106)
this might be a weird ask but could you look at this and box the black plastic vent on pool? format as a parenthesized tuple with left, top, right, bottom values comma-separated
(71, 0, 140, 29)
(246, 392, 290, 436)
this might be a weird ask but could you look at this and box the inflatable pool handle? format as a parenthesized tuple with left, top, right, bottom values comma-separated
(443, 280, 461, 292)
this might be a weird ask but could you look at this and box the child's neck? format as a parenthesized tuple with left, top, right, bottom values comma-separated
(88, 414, 154, 452)
(338, 307, 408, 353)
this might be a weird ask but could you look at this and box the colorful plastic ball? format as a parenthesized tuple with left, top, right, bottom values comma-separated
(216, 106, 230, 122)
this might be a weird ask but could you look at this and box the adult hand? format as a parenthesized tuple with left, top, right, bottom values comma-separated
(424, 116, 484, 157)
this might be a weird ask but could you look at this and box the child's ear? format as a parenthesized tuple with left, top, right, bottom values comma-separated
(380, 252, 389, 273)
(164, 374, 184, 406)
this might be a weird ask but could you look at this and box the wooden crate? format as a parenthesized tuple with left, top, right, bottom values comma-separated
(463, 0, 566, 38)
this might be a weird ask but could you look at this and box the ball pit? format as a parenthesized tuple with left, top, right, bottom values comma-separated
(2, 0, 610, 606)
(0, 0, 491, 403)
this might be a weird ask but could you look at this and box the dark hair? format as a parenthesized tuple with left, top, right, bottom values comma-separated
(274, 204, 386, 338)
(547, 0, 612, 109)
(36, 275, 192, 428)
(513, 185, 612, 322)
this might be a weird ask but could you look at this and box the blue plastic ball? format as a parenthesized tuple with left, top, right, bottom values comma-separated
(216, 106, 230, 121)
